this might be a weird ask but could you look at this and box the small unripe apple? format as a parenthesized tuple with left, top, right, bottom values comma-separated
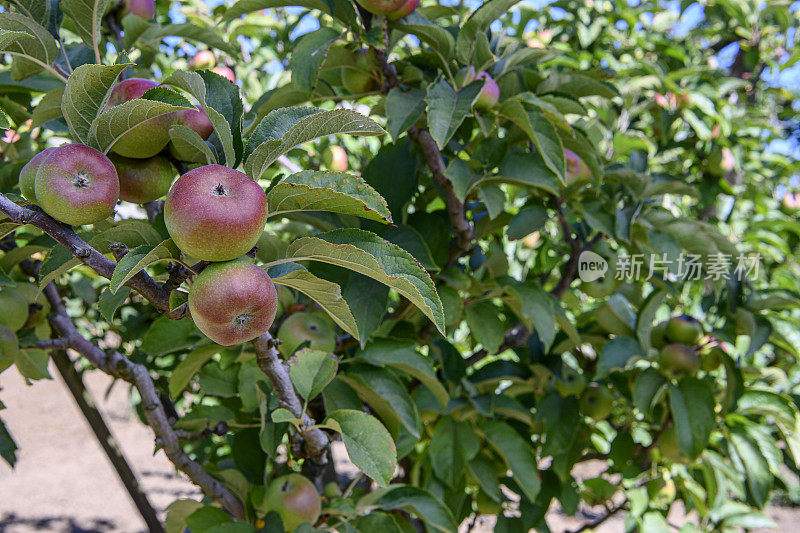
(189, 50, 215, 70)
(579, 383, 614, 419)
(323, 481, 341, 499)
(14, 282, 51, 327)
(707, 146, 735, 176)
(354, 0, 406, 15)
(106, 78, 175, 159)
(0, 288, 29, 331)
(650, 320, 668, 350)
(0, 325, 19, 367)
(564, 148, 591, 183)
(262, 473, 321, 531)
(474, 72, 499, 110)
(554, 366, 587, 397)
(188, 258, 278, 346)
(342, 49, 377, 94)
(110, 153, 175, 204)
(174, 106, 214, 140)
(34, 144, 119, 226)
(277, 312, 336, 357)
(386, 0, 419, 20)
(657, 344, 700, 377)
(18, 147, 56, 202)
(780, 193, 800, 215)
(164, 164, 268, 261)
(120, 0, 154, 19)
(700, 346, 724, 372)
(664, 315, 703, 345)
(322, 145, 348, 172)
(212, 66, 236, 83)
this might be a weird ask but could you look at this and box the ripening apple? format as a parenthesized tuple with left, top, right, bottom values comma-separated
(120, 0, 154, 19)
(277, 312, 336, 357)
(0, 288, 29, 331)
(554, 366, 587, 397)
(174, 106, 214, 140)
(579, 383, 614, 419)
(354, 0, 406, 15)
(106, 78, 175, 159)
(188, 259, 278, 346)
(386, 0, 419, 20)
(780, 192, 800, 215)
(323, 481, 342, 499)
(18, 147, 56, 202)
(110, 153, 175, 204)
(707, 146, 735, 176)
(322, 146, 348, 172)
(34, 144, 119, 226)
(212, 66, 236, 83)
(164, 164, 268, 261)
(454, 66, 477, 87)
(189, 50, 215, 70)
(564, 148, 591, 183)
(342, 49, 378, 94)
(262, 473, 321, 531)
(664, 315, 703, 345)
(657, 344, 700, 377)
(474, 72, 500, 110)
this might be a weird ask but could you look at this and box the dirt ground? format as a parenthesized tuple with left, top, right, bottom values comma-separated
(0, 362, 795, 532)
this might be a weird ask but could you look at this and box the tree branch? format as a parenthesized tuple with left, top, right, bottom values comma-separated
(0, 195, 171, 312)
(41, 282, 245, 519)
(252, 333, 330, 462)
(566, 499, 626, 533)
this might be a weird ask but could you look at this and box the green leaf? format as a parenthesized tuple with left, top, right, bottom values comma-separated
(165, 500, 204, 533)
(481, 420, 541, 502)
(267, 171, 392, 224)
(108, 240, 179, 294)
(728, 425, 772, 507)
(245, 107, 385, 182)
(507, 206, 547, 240)
(385, 87, 426, 140)
(61, 63, 130, 143)
(290, 27, 340, 93)
(499, 101, 565, 182)
(271, 265, 358, 338)
(496, 150, 559, 194)
(288, 348, 337, 401)
(0, 108, 8, 129)
(88, 98, 191, 154)
(426, 77, 482, 149)
(60, 0, 112, 53)
(596, 337, 644, 377)
(31, 87, 63, 126)
(455, 0, 520, 63)
(537, 73, 619, 99)
(141, 316, 199, 356)
(98, 286, 130, 322)
(323, 409, 396, 487)
(467, 454, 502, 502)
(16, 348, 51, 380)
(285, 229, 444, 333)
(338, 364, 420, 438)
(502, 280, 557, 351)
(669, 377, 716, 458)
(0, 418, 18, 467)
(636, 290, 667, 353)
(356, 339, 448, 407)
(38, 245, 80, 289)
(378, 486, 457, 533)
(444, 158, 482, 202)
(135, 23, 237, 56)
(0, 326, 20, 374)
(0, 14, 58, 81)
(464, 302, 504, 353)
(90, 219, 165, 250)
(428, 416, 480, 487)
(632, 367, 666, 416)
(395, 12, 455, 59)
(222, 0, 358, 28)
(169, 124, 217, 164)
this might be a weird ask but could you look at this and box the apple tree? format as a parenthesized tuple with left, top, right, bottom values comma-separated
(0, 0, 799, 531)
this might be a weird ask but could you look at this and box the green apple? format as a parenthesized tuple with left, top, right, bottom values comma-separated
(0, 288, 29, 332)
(658, 425, 685, 462)
(554, 366, 587, 397)
(700, 346, 724, 372)
(475, 490, 501, 514)
(0, 325, 19, 372)
(323, 481, 341, 499)
(579, 383, 614, 419)
(664, 315, 703, 345)
(277, 312, 336, 356)
(657, 344, 700, 377)
(262, 473, 321, 531)
(18, 147, 56, 202)
(650, 320, 668, 350)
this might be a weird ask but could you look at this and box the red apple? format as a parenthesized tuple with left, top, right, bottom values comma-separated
(212, 66, 236, 83)
(121, 0, 154, 19)
(188, 258, 278, 346)
(261, 473, 321, 531)
(18, 147, 56, 202)
(174, 106, 214, 140)
(34, 144, 119, 226)
(189, 50, 215, 70)
(386, 0, 419, 20)
(106, 78, 176, 159)
(564, 148, 591, 183)
(322, 145, 348, 172)
(164, 164, 268, 261)
(354, 0, 406, 15)
(109, 153, 176, 204)
(474, 71, 499, 110)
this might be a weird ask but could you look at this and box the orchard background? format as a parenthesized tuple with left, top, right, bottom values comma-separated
(1, 0, 800, 531)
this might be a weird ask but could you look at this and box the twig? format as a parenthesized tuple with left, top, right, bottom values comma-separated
(0, 195, 171, 312)
(42, 282, 245, 519)
(20, 337, 70, 350)
(277, 155, 302, 174)
(252, 333, 329, 462)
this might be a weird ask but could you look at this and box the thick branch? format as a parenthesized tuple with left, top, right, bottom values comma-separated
(0, 195, 171, 312)
(42, 283, 244, 519)
(252, 333, 329, 462)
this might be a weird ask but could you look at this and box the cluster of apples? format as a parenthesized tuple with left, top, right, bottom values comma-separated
(651, 315, 723, 376)
(553, 367, 615, 420)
